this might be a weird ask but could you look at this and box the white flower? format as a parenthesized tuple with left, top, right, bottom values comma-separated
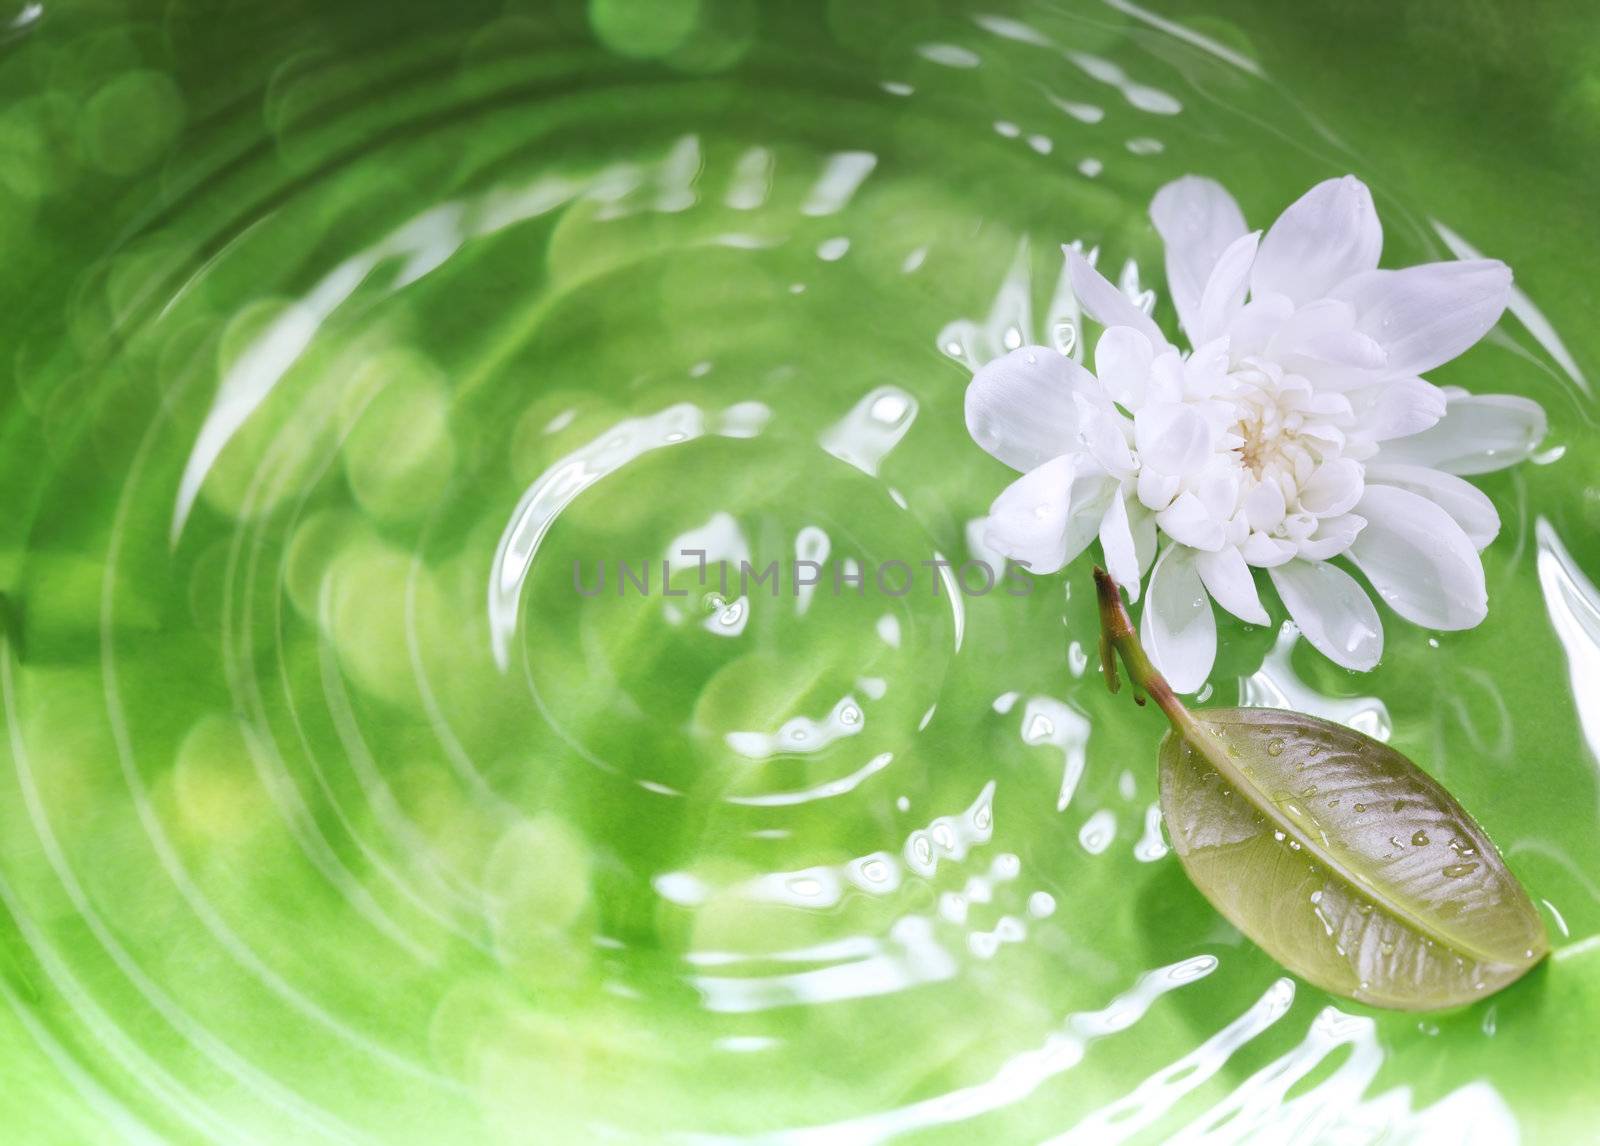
(966, 175, 1548, 690)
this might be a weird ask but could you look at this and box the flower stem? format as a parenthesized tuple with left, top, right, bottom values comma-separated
(1092, 567, 1197, 734)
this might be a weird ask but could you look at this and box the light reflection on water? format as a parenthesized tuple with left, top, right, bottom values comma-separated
(0, 0, 1596, 1142)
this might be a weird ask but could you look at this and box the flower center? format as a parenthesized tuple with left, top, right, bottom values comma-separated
(1233, 409, 1317, 486)
(1235, 415, 1281, 480)
(1227, 367, 1314, 485)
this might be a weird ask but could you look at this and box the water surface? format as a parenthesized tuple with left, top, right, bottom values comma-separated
(2, 0, 1599, 1141)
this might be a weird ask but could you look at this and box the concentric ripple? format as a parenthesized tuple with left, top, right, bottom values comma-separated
(1, 1, 1598, 1143)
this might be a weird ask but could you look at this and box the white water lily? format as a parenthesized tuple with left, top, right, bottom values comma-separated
(966, 175, 1548, 691)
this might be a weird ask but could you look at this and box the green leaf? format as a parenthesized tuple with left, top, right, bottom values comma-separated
(1161, 707, 1547, 1010)
(1093, 566, 1548, 1011)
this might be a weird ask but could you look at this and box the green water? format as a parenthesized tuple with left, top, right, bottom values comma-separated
(2, 0, 1599, 1141)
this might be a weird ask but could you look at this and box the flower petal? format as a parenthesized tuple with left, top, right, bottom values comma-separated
(965, 345, 1095, 472)
(1297, 457, 1364, 517)
(1099, 493, 1142, 600)
(1262, 298, 1382, 390)
(1095, 326, 1153, 409)
(1195, 230, 1261, 344)
(1332, 259, 1512, 378)
(1137, 467, 1180, 512)
(1347, 485, 1487, 630)
(1074, 393, 1137, 478)
(1295, 512, 1366, 561)
(1130, 501, 1159, 576)
(1348, 377, 1447, 442)
(1375, 393, 1547, 475)
(1241, 531, 1297, 567)
(1364, 462, 1500, 550)
(1268, 559, 1383, 671)
(1147, 348, 1188, 404)
(1155, 491, 1226, 551)
(1067, 248, 1167, 349)
(1291, 329, 1388, 370)
(1251, 175, 1383, 305)
(1149, 175, 1248, 342)
(1265, 297, 1357, 348)
(984, 454, 1116, 574)
(1243, 477, 1288, 532)
(1194, 468, 1242, 523)
(1142, 544, 1217, 693)
(1227, 293, 1294, 360)
(1134, 402, 1212, 475)
(1196, 545, 1269, 625)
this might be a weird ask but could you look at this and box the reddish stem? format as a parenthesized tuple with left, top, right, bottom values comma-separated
(1092, 566, 1196, 733)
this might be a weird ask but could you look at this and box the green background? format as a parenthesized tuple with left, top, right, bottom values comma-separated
(1, 0, 1597, 1141)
